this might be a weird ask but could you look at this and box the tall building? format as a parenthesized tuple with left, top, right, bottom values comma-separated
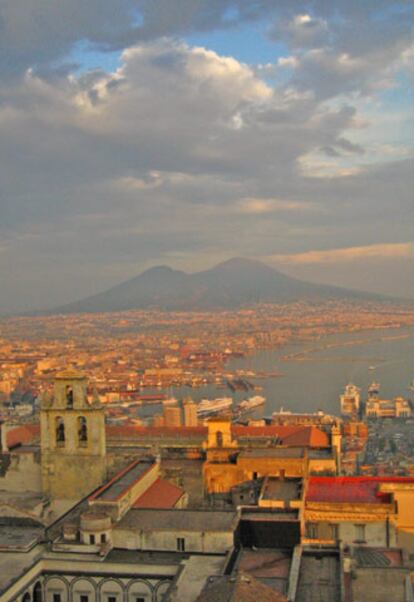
(183, 399, 198, 426)
(40, 369, 107, 500)
(163, 404, 182, 427)
(340, 383, 361, 416)
(153, 413, 165, 427)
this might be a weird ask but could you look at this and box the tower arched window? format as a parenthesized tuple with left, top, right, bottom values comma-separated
(56, 416, 65, 446)
(65, 385, 73, 408)
(22, 593, 31, 602)
(33, 581, 43, 602)
(216, 431, 223, 448)
(78, 416, 88, 446)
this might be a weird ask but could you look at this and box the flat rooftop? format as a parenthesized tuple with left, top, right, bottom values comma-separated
(296, 550, 340, 602)
(105, 548, 187, 565)
(0, 544, 45, 595)
(240, 448, 304, 459)
(241, 510, 299, 522)
(0, 519, 43, 550)
(116, 509, 237, 532)
(261, 478, 302, 502)
(237, 548, 292, 596)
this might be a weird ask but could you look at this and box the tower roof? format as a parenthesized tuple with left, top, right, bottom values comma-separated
(55, 369, 86, 380)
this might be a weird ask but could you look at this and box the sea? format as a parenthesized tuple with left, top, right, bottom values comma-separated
(141, 326, 414, 419)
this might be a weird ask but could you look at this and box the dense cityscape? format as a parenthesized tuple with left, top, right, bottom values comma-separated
(1, 301, 414, 600)
(2, 0, 414, 600)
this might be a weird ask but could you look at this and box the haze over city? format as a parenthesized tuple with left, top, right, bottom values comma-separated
(0, 0, 413, 313)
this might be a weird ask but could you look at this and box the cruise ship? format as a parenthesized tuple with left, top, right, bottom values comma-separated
(368, 382, 380, 398)
(237, 395, 266, 412)
(197, 397, 233, 417)
(162, 397, 178, 406)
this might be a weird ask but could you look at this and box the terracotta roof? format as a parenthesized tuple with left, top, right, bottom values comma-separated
(106, 425, 207, 439)
(282, 426, 329, 448)
(133, 478, 185, 508)
(195, 571, 288, 602)
(307, 477, 414, 504)
(233, 425, 329, 447)
(6, 425, 40, 448)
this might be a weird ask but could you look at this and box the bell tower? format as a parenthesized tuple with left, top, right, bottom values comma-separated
(41, 370, 107, 501)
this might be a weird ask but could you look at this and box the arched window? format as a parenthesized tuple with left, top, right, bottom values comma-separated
(56, 416, 65, 446)
(78, 416, 88, 445)
(22, 593, 31, 602)
(216, 430, 223, 447)
(33, 582, 43, 602)
(65, 385, 73, 408)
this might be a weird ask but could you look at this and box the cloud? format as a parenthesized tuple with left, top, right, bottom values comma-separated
(268, 243, 414, 265)
(237, 197, 313, 214)
(0, 2, 413, 309)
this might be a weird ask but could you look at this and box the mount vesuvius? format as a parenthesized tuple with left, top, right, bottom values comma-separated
(49, 258, 385, 314)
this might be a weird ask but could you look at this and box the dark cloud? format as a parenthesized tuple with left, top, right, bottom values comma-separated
(0, 2, 413, 310)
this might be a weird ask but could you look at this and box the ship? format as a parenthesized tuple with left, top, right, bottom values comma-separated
(197, 397, 233, 417)
(162, 397, 178, 406)
(238, 395, 266, 412)
(368, 381, 380, 398)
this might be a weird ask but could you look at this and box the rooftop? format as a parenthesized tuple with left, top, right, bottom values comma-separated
(240, 448, 304, 459)
(233, 425, 329, 448)
(306, 477, 414, 505)
(6, 424, 40, 448)
(90, 457, 155, 502)
(0, 518, 44, 551)
(133, 477, 185, 509)
(55, 369, 86, 380)
(116, 509, 237, 532)
(261, 478, 302, 502)
(195, 570, 288, 602)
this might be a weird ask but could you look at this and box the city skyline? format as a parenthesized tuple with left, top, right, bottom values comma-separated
(1, 1, 413, 312)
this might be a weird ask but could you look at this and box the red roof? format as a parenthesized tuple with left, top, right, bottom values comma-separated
(133, 478, 185, 508)
(233, 425, 329, 447)
(106, 425, 207, 439)
(6, 424, 40, 447)
(307, 476, 414, 504)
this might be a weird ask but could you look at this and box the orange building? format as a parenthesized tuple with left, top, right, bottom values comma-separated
(203, 417, 338, 495)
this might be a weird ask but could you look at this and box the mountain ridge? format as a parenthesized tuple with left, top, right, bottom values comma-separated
(46, 257, 390, 314)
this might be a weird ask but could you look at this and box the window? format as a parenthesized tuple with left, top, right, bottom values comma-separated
(329, 523, 339, 541)
(177, 537, 185, 552)
(53, 595, 61, 602)
(90, 534, 95, 545)
(107, 597, 117, 602)
(215, 431, 223, 447)
(78, 416, 88, 446)
(136, 598, 146, 602)
(101, 533, 106, 543)
(80, 597, 89, 602)
(33, 581, 43, 602)
(306, 522, 318, 539)
(33, 582, 42, 602)
(66, 385, 74, 408)
(55, 417, 65, 446)
(354, 523, 366, 542)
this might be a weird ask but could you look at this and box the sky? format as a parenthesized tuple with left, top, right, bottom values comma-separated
(0, 0, 414, 312)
